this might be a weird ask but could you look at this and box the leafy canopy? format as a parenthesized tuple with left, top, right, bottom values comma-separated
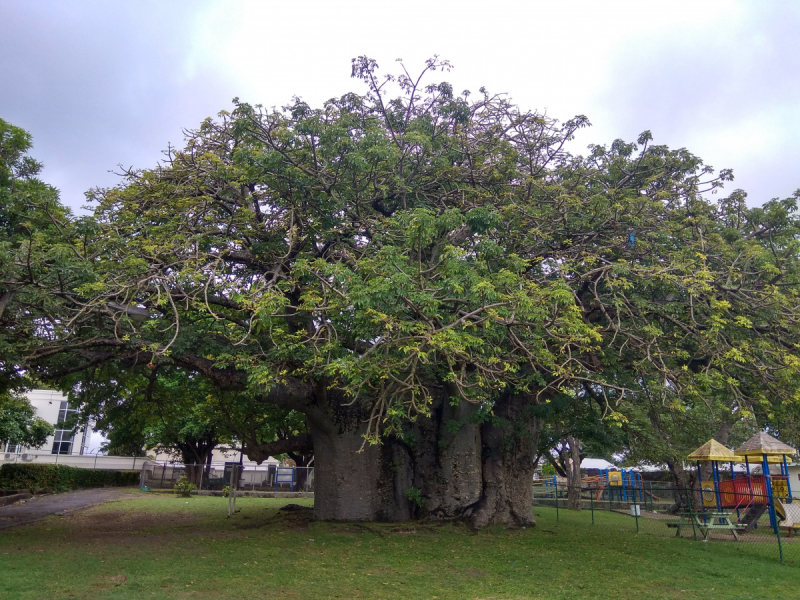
(20, 59, 800, 451)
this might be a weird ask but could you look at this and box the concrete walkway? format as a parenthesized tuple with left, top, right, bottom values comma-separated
(0, 487, 140, 530)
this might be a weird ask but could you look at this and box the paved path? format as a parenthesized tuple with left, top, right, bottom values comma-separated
(0, 488, 140, 530)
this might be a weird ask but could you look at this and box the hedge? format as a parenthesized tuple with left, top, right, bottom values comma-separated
(0, 463, 139, 491)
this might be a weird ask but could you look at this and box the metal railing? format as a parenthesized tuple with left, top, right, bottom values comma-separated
(0, 451, 148, 470)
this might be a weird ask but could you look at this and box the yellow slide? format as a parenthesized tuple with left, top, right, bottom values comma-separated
(775, 498, 787, 522)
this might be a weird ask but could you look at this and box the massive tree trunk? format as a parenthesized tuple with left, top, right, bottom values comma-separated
(179, 363, 542, 526)
(306, 385, 413, 522)
(469, 393, 540, 529)
(409, 392, 483, 521)
(307, 385, 486, 523)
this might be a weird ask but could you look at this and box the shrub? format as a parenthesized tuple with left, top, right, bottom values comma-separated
(173, 475, 196, 497)
(0, 464, 139, 491)
(406, 486, 425, 508)
(540, 463, 557, 476)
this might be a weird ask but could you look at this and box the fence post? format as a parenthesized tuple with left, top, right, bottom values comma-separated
(775, 491, 784, 564)
(590, 489, 594, 525)
(555, 482, 559, 521)
(228, 466, 234, 518)
(686, 486, 697, 541)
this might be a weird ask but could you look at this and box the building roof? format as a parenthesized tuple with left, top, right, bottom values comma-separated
(687, 439, 739, 462)
(734, 432, 797, 457)
(580, 457, 617, 470)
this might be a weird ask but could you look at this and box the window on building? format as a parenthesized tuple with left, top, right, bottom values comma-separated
(4, 442, 21, 454)
(51, 401, 78, 455)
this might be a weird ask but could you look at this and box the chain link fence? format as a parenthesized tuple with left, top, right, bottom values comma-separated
(140, 462, 314, 492)
(532, 480, 799, 565)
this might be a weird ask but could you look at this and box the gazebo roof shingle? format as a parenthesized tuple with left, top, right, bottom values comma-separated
(687, 439, 738, 462)
(734, 432, 797, 457)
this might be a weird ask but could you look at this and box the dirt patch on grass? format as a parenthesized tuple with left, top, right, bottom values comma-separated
(32, 507, 212, 547)
(68, 508, 199, 536)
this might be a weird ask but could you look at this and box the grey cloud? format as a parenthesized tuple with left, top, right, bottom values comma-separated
(1, 1, 232, 211)
(588, 3, 800, 204)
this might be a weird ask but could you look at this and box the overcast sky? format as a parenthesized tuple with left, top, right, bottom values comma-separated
(2, 0, 798, 214)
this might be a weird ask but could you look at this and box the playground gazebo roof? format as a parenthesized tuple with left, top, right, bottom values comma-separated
(734, 432, 797, 457)
(687, 439, 739, 462)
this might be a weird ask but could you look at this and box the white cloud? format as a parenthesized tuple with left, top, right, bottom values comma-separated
(1, 0, 797, 209)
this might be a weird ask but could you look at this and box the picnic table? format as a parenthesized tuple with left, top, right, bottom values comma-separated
(666, 511, 746, 541)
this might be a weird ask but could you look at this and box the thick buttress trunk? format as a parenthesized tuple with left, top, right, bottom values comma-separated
(408, 392, 483, 521)
(470, 393, 540, 529)
(307, 387, 484, 523)
(306, 386, 413, 522)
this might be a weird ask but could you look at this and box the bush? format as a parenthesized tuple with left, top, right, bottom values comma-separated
(0, 464, 139, 492)
(173, 475, 196, 497)
(540, 463, 557, 476)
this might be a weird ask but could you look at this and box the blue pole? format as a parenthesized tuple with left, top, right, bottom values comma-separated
(783, 455, 792, 503)
(696, 460, 706, 517)
(623, 471, 628, 502)
(713, 461, 722, 513)
(762, 453, 777, 533)
(638, 473, 643, 503)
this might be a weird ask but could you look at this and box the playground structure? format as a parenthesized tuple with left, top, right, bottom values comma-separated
(689, 432, 797, 535)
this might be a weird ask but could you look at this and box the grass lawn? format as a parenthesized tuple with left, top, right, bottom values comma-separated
(0, 493, 797, 599)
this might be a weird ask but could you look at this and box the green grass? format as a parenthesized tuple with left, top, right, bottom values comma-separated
(0, 493, 797, 599)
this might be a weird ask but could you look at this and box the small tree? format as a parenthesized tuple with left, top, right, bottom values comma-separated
(0, 392, 53, 450)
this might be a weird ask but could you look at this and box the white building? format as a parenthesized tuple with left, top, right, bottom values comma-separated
(2, 389, 92, 458)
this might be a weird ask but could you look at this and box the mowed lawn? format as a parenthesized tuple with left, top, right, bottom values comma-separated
(0, 493, 796, 599)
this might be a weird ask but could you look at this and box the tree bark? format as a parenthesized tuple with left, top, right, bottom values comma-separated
(306, 386, 486, 523)
(405, 391, 483, 521)
(305, 385, 413, 522)
(566, 436, 582, 511)
(243, 434, 313, 465)
(666, 459, 693, 513)
(0, 291, 13, 320)
(469, 393, 540, 529)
